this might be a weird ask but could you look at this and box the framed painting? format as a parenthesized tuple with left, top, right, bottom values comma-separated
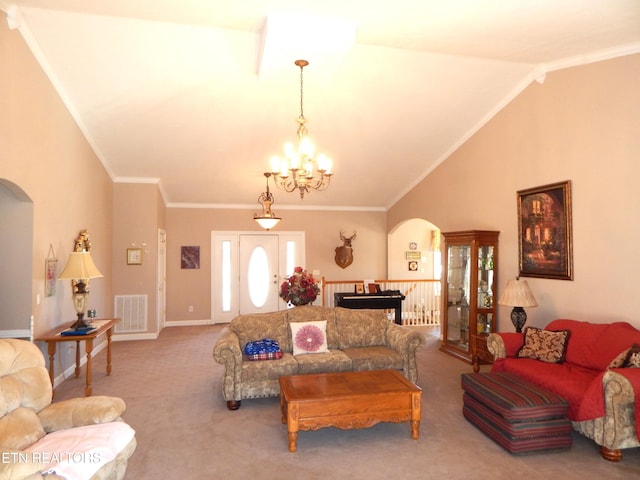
(517, 180, 573, 280)
(181, 246, 200, 269)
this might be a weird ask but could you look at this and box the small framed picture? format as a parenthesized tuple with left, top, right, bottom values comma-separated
(355, 282, 365, 294)
(408, 261, 418, 271)
(409, 242, 418, 250)
(127, 248, 142, 265)
(406, 251, 421, 261)
(368, 283, 381, 293)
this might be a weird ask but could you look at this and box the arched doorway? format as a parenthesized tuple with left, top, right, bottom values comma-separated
(387, 217, 441, 280)
(387, 218, 442, 327)
(0, 179, 34, 339)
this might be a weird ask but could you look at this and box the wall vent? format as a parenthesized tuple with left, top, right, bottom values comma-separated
(114, 295, 148, 333)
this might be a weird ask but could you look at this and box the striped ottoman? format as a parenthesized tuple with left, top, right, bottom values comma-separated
(461, 372, 572, 454)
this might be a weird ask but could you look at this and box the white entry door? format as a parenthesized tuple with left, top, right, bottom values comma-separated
(239, 234, 280, 314)
(211, 231, 306, 323)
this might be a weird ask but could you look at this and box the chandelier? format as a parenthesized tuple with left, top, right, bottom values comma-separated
(269, 59, 333, 199)
(254, 172, 282, 230)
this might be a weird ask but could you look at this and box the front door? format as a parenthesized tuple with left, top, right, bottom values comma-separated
(211, 231, 305, 323)
(239, 234, 280, 314)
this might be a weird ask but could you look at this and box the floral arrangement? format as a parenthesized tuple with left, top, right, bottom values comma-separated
(279, 267, 320, 306)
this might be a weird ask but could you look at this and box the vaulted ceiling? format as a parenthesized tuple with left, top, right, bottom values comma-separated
(3, 1, 640, 210)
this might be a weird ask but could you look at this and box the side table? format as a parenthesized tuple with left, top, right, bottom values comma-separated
(471, 333, 494, 372)
(35, 318, 119, 397)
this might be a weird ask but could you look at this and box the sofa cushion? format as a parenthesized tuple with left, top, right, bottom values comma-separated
(517, 327, 570, 364)
(290, 321, 329, 355)
(335, 307, 388, 349)
(546, 319, 640, 370)
(295, 350, 352, 374)
(287, 305, 339, 350)
(342, 346, 403, 372)
(230, 311, 289, 354)
(241, 353, 299, 382)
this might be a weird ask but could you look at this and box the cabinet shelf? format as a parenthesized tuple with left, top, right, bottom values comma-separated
(439, 230, 499, 364)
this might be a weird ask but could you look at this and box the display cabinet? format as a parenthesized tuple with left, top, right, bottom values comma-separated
(439, 230, 499, 364)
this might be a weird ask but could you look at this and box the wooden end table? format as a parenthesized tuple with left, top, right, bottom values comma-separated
(35, 318, 119, 397)
(279, 369, 422, 453)
(471, 333, 494, 372)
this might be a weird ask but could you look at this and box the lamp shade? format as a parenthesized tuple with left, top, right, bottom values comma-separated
(58, 252, 103, 280)
(498, 278, 538, 308)
(254, 216, 281, 230)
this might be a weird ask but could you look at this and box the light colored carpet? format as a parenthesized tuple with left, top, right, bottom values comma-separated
(52, 325, 640, 479)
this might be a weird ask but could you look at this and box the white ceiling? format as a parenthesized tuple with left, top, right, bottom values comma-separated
(3, 1, 640, 210)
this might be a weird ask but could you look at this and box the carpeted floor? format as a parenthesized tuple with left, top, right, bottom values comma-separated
(52, 324, 640, 479)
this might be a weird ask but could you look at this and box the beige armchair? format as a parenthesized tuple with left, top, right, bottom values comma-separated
(0, 338, 136, 480)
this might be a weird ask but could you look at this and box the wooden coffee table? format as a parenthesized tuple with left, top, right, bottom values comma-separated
(279, 369, 422, 452)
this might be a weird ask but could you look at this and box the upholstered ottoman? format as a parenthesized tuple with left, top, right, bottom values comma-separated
(461, 372, 572, 454)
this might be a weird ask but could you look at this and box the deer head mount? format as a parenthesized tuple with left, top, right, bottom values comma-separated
(335, 231, 356, 269)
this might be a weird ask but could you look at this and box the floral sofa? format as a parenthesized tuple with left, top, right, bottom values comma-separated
(0, 338, 136, 479)
(487, 319, 640, 461)
(212, 305, 425, 410)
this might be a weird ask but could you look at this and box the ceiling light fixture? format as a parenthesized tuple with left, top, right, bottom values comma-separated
(269, 60, 333, 199)
(254, 172, 282, 230)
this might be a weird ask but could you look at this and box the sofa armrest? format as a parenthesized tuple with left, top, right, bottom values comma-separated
(37, 396, 126, 433)
(487, 332, 524, 359)
(601, 369, 639, 446)
(386, 324, 425, 383)
(212, 327, 243, 401)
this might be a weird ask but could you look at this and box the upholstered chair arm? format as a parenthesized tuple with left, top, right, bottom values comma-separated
(386, 324, 425, 383)
(37, 396, 126, 433)
(212, 327, 243, 401)
(0, 450, 47, 480)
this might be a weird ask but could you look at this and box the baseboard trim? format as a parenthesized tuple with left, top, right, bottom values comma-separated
(165, 319, 215, 327)
(113, 332, 159, 341)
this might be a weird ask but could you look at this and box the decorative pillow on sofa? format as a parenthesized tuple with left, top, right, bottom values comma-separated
(290, 321, 329, 356)
(608, 343, 640, 368)
(516, 327, 570, 364)
(243, 338, 283, 361)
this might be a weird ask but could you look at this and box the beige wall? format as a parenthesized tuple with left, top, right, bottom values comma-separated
(165, 208, 386, 322)
(112, 183, 165, 335)
(0, 15, 113, 350)
(388, 54, 640, 330)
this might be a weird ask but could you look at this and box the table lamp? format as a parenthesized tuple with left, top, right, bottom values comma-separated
(498, 277, 538, 333)
(58, 251, 103, 330)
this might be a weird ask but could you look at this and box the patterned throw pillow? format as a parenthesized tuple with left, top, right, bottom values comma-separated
(516, 327, 571, 364)
(608, 343, 640, 369)
(243, 338, 283, 361)
(290, 320, 329, 356)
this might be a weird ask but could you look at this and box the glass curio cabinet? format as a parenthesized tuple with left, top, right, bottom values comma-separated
(439, 230, 499, 363)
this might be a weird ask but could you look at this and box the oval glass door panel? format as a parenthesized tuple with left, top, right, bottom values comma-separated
(247, 246, 270, 308)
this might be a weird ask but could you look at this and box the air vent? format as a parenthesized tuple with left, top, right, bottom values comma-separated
(114, 295, 147, 333)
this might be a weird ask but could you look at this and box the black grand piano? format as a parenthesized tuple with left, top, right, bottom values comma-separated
(334, 290, 406, 325)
